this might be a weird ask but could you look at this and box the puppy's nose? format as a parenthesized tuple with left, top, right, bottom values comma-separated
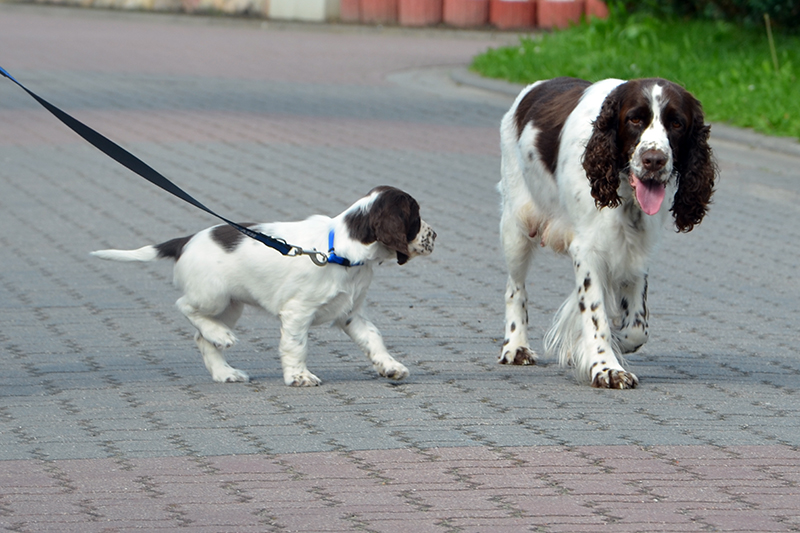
(642, 150, 667, 172)
(430, 229, 437, 241)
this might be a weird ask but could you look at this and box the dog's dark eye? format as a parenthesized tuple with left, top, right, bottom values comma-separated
(670, 120, 683, 130)
(628, 117, 643, 126)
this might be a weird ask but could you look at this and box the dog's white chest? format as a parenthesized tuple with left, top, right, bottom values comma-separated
(311, 290, 356, 326)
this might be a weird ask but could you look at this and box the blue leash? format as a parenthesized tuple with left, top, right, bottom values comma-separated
(0, 66, 331, 266)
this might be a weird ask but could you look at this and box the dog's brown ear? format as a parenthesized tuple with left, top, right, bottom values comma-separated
(370, 189, 420, 265)
(583, 88, 623, 209)
(373, 214, 409, 263)
(671, 95, 717, 233)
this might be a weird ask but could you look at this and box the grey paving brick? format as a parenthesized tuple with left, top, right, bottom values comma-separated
(2, 3, 800, 531)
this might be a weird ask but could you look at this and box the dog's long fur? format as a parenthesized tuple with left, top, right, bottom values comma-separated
(92, 186, 435, 386)
(498, 77, 716, 388)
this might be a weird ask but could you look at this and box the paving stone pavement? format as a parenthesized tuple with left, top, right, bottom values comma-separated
(1, 4, 800, 532)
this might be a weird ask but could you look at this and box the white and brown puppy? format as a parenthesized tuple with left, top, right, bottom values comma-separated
(499, 77, 716, 388)
(92, 186, 436, 386)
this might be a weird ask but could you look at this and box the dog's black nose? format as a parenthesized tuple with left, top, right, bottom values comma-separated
(642, 150, 668, 171)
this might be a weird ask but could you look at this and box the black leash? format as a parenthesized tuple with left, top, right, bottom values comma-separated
(0, 66, 329, 266)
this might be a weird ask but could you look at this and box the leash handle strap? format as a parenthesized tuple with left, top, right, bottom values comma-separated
(0, 65, 299, 257)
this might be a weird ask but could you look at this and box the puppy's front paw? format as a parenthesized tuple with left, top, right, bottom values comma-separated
(285, 370, 322, 387)
(211, 365, 250, 383)
(376, 359, 409, 381)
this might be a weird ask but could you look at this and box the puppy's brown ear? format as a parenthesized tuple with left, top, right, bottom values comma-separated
(373, 216, 408, 263)
(369, 188, 421, 265)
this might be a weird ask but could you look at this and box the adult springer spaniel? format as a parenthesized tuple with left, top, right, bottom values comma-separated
(92, 186, 436, 386)
(498, 77, 716, 388)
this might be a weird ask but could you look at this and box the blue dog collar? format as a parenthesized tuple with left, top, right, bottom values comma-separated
(327, 229, 362, 267)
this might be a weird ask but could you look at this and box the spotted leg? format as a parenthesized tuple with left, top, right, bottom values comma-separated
(613, 274, 650, 355)
(498, 206, 537, 366)
(571, 250, 638, 389)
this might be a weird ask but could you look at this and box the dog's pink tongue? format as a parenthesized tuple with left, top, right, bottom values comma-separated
(632, 174, 666, 215)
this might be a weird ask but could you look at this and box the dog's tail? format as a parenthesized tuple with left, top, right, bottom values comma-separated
(91, 246, 160, 262)
(91, 235, 191, 263)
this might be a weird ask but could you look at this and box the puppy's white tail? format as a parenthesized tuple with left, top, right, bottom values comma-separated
(91, 246, 160, 262)
(92, 235, 191, 262)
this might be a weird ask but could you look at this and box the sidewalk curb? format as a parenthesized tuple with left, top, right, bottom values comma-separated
(451, 67, 800, 159)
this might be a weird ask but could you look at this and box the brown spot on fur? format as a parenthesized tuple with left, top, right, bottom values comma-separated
(513, 348, 535, 365)
(514, 77, 592, 176)
(155, 235, 193, 260)
(211, 223, 256, 253)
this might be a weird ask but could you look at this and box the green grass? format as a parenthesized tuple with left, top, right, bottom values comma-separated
(471, 11, 800, 139)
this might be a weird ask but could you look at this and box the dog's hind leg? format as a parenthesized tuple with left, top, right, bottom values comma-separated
(195, 333, 249, 383)
(180, 298, 249, 383)
(177, 295, 238, 350)
(337, 313, 409, 380)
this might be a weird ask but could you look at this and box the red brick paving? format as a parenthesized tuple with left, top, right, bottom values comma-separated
(3, 445, 800, 531)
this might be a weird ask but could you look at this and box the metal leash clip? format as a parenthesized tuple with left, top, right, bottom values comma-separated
(287, 246, 329, 266)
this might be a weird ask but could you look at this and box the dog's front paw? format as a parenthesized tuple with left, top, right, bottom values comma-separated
(499, 346, 537, 365)
(211, 365, 250, 383)
(376, 360, 409, 381)
(285, 370, 322, 387)
(591, 368, 638, 389)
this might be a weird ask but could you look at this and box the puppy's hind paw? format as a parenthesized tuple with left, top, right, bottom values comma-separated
(212, 331, 238, 350)
(201, 326, 237, 350)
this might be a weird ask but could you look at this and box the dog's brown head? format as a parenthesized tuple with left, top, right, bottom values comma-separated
(345, 186, 436, 265)
(583, 78, 716, 232)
